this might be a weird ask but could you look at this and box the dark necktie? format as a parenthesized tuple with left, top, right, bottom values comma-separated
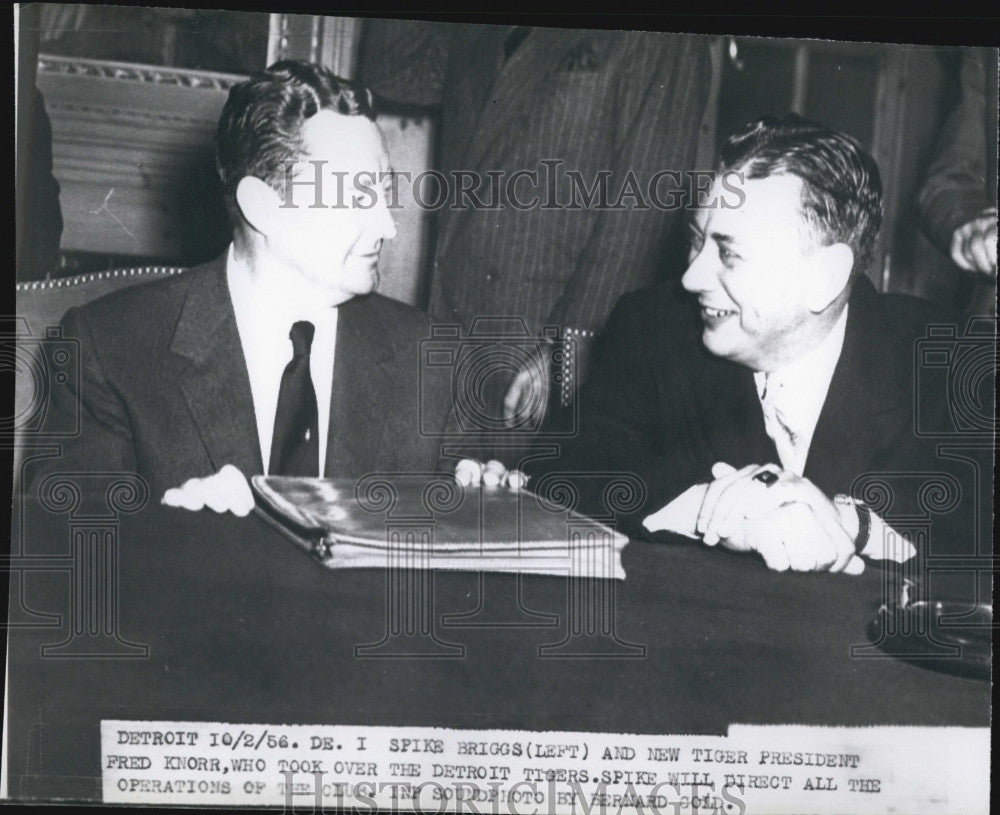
(269, 321, 319, 477)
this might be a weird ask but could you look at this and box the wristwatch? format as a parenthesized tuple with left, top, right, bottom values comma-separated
(834, 494, 871, 555)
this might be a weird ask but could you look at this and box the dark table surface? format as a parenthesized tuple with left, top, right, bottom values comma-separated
(5, 495, 991, 801)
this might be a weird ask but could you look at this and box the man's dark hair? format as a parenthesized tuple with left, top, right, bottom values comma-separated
(719, 113, 883, 276)
(216, 60, 375, 222)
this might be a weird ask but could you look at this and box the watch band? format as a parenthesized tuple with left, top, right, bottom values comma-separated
(835, 494, 871, 555)
(851, 500, 871, 555)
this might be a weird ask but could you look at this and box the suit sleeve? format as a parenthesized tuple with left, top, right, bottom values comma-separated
(917, 48, 996, 255)
(32, 306, 138, 487)
(529, 291, 698, 535)
(857, 305, 990, 566)
(543, 32, 712, 336)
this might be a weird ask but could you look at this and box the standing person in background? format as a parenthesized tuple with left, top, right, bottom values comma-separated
(361, 21, 712, 428)
(918, 46, 998, 316)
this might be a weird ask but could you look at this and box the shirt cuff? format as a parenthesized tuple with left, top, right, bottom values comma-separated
(860, 509, 917, 564)
(835, 495, 917, 564)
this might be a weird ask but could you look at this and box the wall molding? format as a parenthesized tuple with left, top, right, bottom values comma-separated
(38, 54, 246, 92)
(37, 54, 243, 260)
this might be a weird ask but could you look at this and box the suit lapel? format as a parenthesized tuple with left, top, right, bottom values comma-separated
(805, 279, 909, 494)
(324, 295, 395, 477)
(693, 349, 778, 471)
(170, 257, 263, 476)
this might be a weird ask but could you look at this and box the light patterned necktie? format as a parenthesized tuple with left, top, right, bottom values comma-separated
(760, 373, 802, 475)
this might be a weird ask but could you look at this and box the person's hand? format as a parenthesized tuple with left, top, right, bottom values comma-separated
(697, 462, 863, 574)
(161, 464, 255, 516)
(503, 345, 551, 428)
(949, 211, 998, 276)
(454, 458, 528, 491)
(742, 502, 865, 575)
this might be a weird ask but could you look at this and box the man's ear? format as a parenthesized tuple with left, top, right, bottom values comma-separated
(805, 242, 854, 313)
(235, 176, 280, 236)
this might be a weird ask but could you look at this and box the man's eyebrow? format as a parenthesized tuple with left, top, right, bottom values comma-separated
(710, 231, 736, 246)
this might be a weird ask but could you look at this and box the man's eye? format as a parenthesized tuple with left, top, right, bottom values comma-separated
(688, 230, 705, 253)
(719, 247, 740, 265)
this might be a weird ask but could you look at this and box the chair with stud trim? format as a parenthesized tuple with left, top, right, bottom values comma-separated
(12, 266, 187, 490)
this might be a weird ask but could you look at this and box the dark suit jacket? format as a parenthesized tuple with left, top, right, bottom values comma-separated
(33, 256, 458, 497)
(362, 22, 711, 338)
(528, 277, 991, 561)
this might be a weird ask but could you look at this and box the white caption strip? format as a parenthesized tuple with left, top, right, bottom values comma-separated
(102, 721, 988, 814)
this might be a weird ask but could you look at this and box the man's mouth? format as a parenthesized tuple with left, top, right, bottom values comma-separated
(700, 304, 737, 320)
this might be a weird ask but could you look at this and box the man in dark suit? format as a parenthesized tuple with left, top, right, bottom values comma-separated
(530, 114, 990, 574)
(34, 61, 457, 513)
(361, 21, 711, 426)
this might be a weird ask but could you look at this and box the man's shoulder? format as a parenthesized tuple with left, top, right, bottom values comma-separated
(69, 259, 219, 332)
(868, 288, 965, 346)
(339, 293, 442, 368)
(347, 292, 434, 335)
(366, 291, 433, 321)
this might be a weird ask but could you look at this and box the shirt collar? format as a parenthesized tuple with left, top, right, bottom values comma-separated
(753, 305, 849, 424)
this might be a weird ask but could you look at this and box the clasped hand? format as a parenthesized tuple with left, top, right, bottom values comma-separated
(697, 462, 864, 575)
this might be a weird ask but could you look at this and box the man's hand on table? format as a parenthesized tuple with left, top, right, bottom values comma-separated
(159, 459, 531, 516)
(697, 462, 865, 574)
(644, 462, 872, 575)
(454, 458, 529, 491)
(161, 464, 255, 517)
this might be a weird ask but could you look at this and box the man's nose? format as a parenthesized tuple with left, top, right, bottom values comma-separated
(681, 245, 715, 293)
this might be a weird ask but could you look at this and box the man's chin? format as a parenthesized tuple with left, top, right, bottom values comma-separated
(700, 326, 738, 360)
(355, 271, 379, 297)
(349, 259, 380, 290)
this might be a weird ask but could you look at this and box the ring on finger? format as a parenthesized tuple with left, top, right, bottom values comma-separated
(752, 466, 780, 487)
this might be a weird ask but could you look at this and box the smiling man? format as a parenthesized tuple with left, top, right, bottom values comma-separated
(534, 114, 984, 574)
(34, 61, 459, 510)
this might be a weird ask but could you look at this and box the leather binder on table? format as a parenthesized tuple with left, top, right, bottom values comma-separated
(251, 475, 627, 579)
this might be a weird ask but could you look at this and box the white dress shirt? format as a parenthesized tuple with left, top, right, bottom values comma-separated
(226, 247, 338, 476)
(752, 307, 849, 476)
